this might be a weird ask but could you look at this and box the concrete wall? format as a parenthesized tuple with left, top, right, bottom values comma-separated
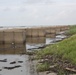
(0, 26, 69, 44)
(0, 31, 4, 44)
(43, 27, 56, 34)
(0, 25, 69, 54)
(0, 30, 26, 54)
(0, 29, 26, 44)
(57, 26, 70, 31)
(26, 28, 45, 37)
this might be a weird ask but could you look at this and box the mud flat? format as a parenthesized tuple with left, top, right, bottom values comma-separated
(0, 55, 31, 75)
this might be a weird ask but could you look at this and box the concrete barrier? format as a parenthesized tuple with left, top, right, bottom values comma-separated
(26, 28, 45, 37)
(59, 26, 70, 31)
(0, 26, 69, 44)
(44, 27, 56, 34)
(0, 31, 4, 44)
(0, 25, 70, 54)
(0, 29, 26, 44)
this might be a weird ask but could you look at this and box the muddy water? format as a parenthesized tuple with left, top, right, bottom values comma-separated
(0, 44, 26, 54)
(26, 37, 46, 50)
(0, 44, 29, 75)
(26, 33, 66, 50)
(0, 31, 67, 75)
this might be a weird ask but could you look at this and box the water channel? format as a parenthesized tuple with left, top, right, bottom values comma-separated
(0, 31, 66, 75)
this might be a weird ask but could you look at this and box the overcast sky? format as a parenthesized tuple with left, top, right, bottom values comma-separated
(0, 0, 76, 26)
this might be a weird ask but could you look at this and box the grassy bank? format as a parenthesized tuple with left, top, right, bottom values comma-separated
(35, 25, 76, 74)
(36, 34, 76, 64)
(66, 25, 76, 36)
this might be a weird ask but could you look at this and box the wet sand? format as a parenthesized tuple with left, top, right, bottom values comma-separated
(0, 55, 31, 75)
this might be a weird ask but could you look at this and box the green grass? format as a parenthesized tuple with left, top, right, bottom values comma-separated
(36, 34, 76, 65)
(66, 25, 76, 36)
(36, 62, 50, 72)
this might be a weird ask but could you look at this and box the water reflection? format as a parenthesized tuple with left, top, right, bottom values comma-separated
(26, 37, 46, 50)
(26, 37, 46, 44)
(0, 44, 26, 54)
(46, 34, 56, 38)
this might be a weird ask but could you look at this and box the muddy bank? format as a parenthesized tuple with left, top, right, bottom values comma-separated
(29, 55, 38, 75)
(36, 54, 76, 75)
(28, 52, 76, 75)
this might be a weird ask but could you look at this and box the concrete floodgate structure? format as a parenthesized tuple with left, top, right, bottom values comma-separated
(0, 25, 70, 75)
(0, 29, 26, 54)
(0, 25, 69, 54)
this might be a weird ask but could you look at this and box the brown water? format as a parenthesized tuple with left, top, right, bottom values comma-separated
(0, 31, 66, 75)
(26, 33, 66, 50)
(0, 43, 25, 54)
